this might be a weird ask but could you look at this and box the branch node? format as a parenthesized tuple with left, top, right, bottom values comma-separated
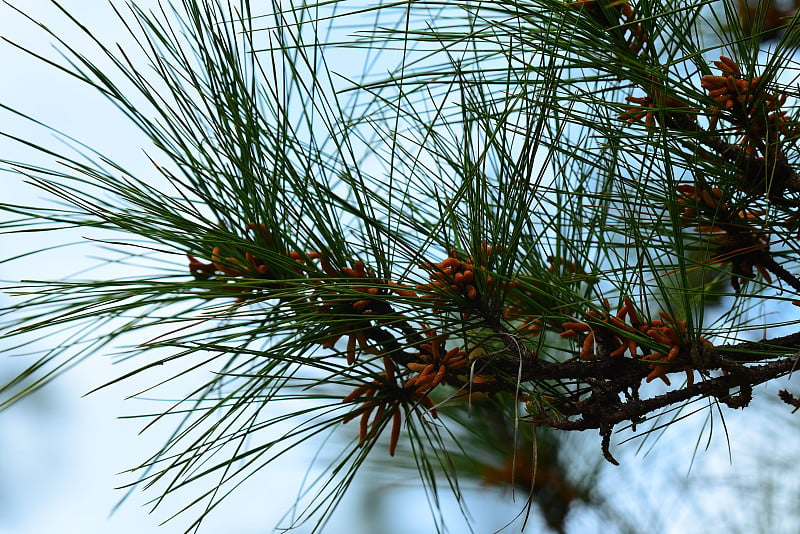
(720, 383, 753, 409)
(600, 423, 620, 465)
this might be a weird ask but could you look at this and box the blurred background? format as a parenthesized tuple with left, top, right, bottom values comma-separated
(1, 1, 800, 533)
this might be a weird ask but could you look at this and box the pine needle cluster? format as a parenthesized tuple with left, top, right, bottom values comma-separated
(2, 0, 800, 531)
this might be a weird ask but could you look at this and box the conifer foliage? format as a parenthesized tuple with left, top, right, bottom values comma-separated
(2, 0, 800, 531)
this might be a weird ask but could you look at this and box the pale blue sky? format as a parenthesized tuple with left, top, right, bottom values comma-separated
(2, 2, 800, 534)
(0, 2, 303, 532)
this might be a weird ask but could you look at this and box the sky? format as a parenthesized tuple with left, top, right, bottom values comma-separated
(0, 2, 303, 532)
(2, 2, 800, 534)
